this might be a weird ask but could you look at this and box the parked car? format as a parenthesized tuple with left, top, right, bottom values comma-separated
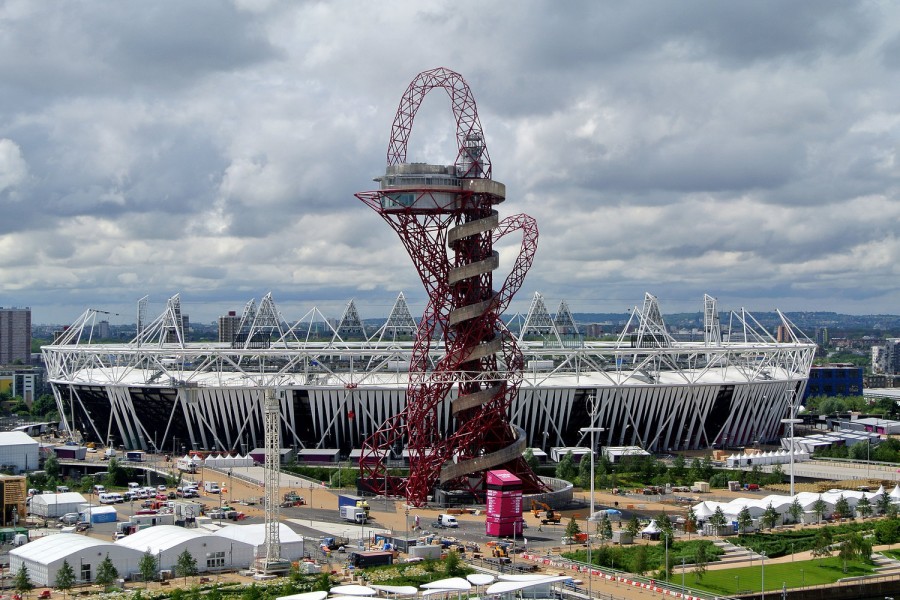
(59, 513, 79, 525)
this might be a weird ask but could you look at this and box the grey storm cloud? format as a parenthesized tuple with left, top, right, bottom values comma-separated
(0, 0, 899, 324)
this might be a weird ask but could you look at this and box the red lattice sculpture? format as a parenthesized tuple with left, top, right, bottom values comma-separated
(356, 67, 545, 506)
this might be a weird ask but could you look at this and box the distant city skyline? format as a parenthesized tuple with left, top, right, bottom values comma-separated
(2, 4, 900, 323)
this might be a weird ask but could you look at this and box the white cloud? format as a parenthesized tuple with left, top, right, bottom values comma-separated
(0, 1, 899, 323)
(0, 139, 27, 194)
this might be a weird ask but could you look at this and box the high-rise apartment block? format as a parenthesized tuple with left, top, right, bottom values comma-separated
(872, 339, 900, 376)
(0, 307, 31, 365)
(218, 311, 241, 344)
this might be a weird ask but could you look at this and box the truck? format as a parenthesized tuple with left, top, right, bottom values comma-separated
(204, 481, 221, 494)
(348, 550, 393, 568)
(561, 532, 589, 545)
(340, 505, 367, 523)
(437, 514, 458, 528)
(338, 494, 370, 518)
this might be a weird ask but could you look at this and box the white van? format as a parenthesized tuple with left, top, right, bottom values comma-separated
(204, 481, 221, 494)
(438, 514, 459, 528)
(98, 493, 116, 504)
(127, 482, 140, 490)
(93, 484, 106, 494)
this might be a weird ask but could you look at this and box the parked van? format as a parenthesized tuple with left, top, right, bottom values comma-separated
(438, 514, 459, 528)
(56, 485, 70, 493)
(127, 482, 140, 490)
(204, 481, 221, 494)
(98, 493, 116, 504)
(93, 484, 106, 494)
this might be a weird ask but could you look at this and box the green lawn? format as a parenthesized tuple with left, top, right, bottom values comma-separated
(675, 557, 876, 596)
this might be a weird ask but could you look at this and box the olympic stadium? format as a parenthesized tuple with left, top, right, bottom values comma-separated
(43, 290, 815, 458)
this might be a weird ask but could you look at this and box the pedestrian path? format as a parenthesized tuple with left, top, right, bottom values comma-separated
(710, 539, 764, 566)
(872, 550, 900, 575)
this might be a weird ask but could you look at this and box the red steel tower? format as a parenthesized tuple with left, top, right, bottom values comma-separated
(356, 67, 545, 506)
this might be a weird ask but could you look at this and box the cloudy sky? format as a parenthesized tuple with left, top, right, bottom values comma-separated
(2, 1, 899, 325)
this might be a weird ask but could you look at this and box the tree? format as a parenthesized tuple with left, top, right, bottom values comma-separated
(856, 495, 873, 519)
(577, 449, 592, 488)
(874, 518, 900, 545)
(105, 457, 123, 488)
(708, 506, 727, 535)
(175, 549, 198, 582)
(599, 512, 613, 542)
(761, 502, 779, 530)
(139, 550, 158, 587)
(671, 454, 686, 483)
(444, 549, 463, 576)
(14, 563, 34, 596)
(693, 542, 711, 580)
(838, 532, 871, 573)
(523, 448, 539, 472)
(556, 451, 577, 482)
(834, 494, 851, 521)
(565, 517, 581, 538)
(848, 443, 869, 461)
(748, 464, 763, 484)
(737, 506, 753, 533)
(78, 475, 94, 494)
(812, 496, 828, 524)
(44, 454, 60, 479)
(788, 497, 803, 524)
(699, 455, 714, 480)
(876, 492, 892, 516)
(30, 394, 59, 420)
(312, 572, 332, 592)
(685, 506, 697, 538)
(688, 458, 702, 482)
(95, 553, 119, 590)
(632, 544, 649, 575)
(206, 586, 223, 600)
(55, 559, 76, 599)
(656, 512, 674, 542)
(768, 463, 784, 484)
(811, 527, 834, 559)
(625, 516, 640, 537)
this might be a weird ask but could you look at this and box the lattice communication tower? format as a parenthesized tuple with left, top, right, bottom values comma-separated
(356, 67, 546, 505)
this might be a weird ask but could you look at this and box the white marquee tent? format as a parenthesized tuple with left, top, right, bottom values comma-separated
(10, 533, 143, 586)
(116, 525, 254, 571)
(215, 523, 305, 561)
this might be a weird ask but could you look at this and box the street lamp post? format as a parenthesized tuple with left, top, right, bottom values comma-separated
(665, 531, 669, 584)
(579, 393, 604, 600)
(781, 401, 803, 497)
(761, 551, 767, 600)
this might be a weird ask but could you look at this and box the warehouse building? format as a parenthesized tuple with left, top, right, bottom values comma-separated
(0, 432, 39, 474)
(28, 492, 87, 519)
(115, 525, 255, 572)
(10, 534, 143, 586)
(215, 523, 305, 561)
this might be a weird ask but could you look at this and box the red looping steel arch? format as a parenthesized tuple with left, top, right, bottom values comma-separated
(387, 67, 492, 179)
